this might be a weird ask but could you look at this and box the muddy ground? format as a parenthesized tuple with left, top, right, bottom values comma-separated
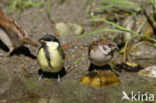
(0, 0, 156, 103)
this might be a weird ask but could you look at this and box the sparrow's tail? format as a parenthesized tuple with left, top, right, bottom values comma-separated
(22, 38, 39, 47)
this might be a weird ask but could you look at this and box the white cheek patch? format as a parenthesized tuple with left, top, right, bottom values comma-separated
(46, 41, 59, 50)
(99, 45, 111, 55)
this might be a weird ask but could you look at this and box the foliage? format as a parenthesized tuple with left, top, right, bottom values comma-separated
(81, 0, 156, 46)
(7, 0, 43, 14)
(97, 0, 141, 12)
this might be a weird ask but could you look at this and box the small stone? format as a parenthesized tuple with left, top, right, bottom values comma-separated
(38, 98, 47, 103)
(138, 65, 156, 78)
(0, 100, 7, 103)
(55, 22, 70, 36)
(129, 42, 156, 60)
(38, 97, 60, 103)
(55, 22, 83, 36)
(68, 23, 83, 35)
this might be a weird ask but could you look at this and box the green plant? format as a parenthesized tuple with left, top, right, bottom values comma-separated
(46, 0, 51, 18)
(7, 0, 43, 14)
(80, 0, 156, 47)
(81, 15, 156, 42)
(93, 0, 141, 12)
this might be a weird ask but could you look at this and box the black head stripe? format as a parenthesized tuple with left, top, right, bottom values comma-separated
(40, 34, 60, 43)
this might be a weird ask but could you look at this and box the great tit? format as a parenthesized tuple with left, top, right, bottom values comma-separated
(37, 35, 65, 82)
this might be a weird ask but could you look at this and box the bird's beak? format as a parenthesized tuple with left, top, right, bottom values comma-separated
(39, 39, 45, 43)
(115, 46, 119, 50)
(112, 46, 119, 51)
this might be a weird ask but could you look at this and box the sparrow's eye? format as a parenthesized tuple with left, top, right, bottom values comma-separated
(108, 44, 112, 47)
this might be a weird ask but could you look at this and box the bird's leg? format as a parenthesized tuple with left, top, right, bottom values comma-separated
(109, 62, 120, 77)
(57, 74, 61, 83)
(39, 73, 43, 81)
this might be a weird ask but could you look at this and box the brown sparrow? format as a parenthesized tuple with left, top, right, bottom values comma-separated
(0, 10, 38, 56)
(88, 40, 118, 67)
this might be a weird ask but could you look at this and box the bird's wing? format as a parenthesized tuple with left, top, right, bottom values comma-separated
(58, 47, 65, 59)
(0, 9, 28, 39)
(0, 9, 38, 47)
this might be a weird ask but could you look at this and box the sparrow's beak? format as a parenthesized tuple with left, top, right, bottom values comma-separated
(112, 46, 119, 51)
(115, 46, 119, 50)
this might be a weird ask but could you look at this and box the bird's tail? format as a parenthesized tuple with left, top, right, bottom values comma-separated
(22, 38, 39, 47)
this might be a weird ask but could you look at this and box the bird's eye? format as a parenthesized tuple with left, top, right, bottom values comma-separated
(108, 44, 112, 47)
(46, 39, 51, 41)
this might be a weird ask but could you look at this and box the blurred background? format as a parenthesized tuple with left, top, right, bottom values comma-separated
(0, 0, 156, 103)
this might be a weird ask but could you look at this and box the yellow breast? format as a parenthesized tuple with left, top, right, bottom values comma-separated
(37, 48, 49, 71)
(49, 48, 65, 72)
(37, 45, 65, 73)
